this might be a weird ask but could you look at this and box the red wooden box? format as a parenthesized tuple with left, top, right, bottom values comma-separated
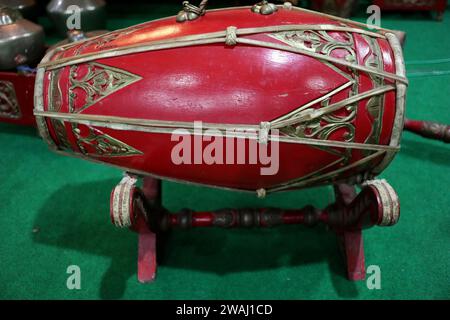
(373, 0, 447, 20)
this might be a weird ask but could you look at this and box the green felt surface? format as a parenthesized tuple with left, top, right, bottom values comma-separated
(1, 2, 449, 300)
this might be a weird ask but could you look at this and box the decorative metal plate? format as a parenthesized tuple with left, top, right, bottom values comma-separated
(0, 80, 21, 119)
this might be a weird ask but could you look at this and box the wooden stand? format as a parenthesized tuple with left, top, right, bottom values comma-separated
(404, 118, 450, 143)
(110, 175, 400, 283)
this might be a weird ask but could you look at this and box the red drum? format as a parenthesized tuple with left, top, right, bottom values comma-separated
(34, 4, 407, 195)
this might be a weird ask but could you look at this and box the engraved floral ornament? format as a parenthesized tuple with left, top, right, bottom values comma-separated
(0, 80, 21, 119)
(62, 62, 144, 156)
(69, 62, 142, 113)
(73, 124, 143, 157)
(271, 30, 357, 63)
(269, 30, 358, 143)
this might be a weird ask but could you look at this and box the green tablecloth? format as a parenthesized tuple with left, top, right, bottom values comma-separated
(0, 3, 449, 299)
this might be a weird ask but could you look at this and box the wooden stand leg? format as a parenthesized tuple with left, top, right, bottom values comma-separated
(135, 177, 161, 283)
(331, 180, 400, 280)
(333, 184, 365, 280)
(337, 229, 365, 280)
(110, 174, 161, 283)
(137, 229, 157, 283)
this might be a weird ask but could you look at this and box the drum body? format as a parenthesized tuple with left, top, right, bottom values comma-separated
(34, 5, 407, 194)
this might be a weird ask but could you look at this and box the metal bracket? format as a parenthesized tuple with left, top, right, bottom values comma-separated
(176, 0, 208, 22)
(176, 1, 279, 22)
(251, 1, 278, 15)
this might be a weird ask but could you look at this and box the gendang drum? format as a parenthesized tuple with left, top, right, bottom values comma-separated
(33, 3, 407, 196)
